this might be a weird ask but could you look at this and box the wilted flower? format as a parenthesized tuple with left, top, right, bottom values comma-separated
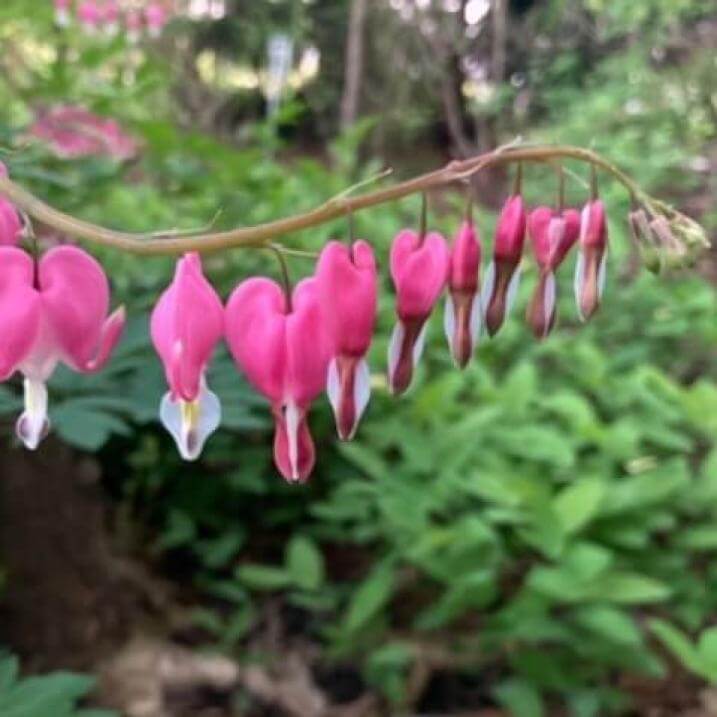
(150, 253, 224, 461)
(388, 227, 449, 395)
(316, 240, 377, 440)
(0, 246, 125, 450)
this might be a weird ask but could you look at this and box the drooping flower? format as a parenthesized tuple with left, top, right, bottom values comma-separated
(482, 194, 527, 337)
(444, 218, 482, 368)
(150, 253, 224, 461)
(574, 198, 608, 321)
(145, 2, 168, 38)
(103, 0, 120, 35)
(316, 240, 377, 440)
(526, 206, 580, 339)
(226, 277, 330, 483)
(0, 163, 22, 247)
(53, 0, 72, 27)
(28, 106, 138, 161)
(388, 229, 449, 395)
(77, 0, 101, 33)
(125, 8, 143, 43)
(0, 245, 125, 450)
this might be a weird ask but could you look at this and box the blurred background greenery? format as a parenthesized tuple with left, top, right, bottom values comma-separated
(0, 0, 715, 715)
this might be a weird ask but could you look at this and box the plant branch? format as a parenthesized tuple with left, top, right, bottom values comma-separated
(0, 144, 671, 256)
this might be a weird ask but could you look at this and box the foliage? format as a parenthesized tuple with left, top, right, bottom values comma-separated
(0, 1, 715, 715)
(0, 654, 115, 717)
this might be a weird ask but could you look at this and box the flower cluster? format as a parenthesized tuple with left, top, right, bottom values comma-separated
(53, 0, 173, 40)
(0, 157, 615, 482)
(28, 106, 139, 161)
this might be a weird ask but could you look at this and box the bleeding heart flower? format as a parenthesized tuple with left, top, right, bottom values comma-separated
(150, 253, 224, 461)
(444, 218, 482, 368)
(145, 2, 168, 37)
(388, 229, 449, 395)
(53, 0, 72, 27)
(316, 240, 377, 440)
(0, 163, 22, 247)
(125, 8, 143, 42)
(526, 206, 580, 339)
(482, 194, 527, 337)
(103, 0, 120, 35)
(226, 277, 331, 483)
(574, 199, 608, 321)
(77, 0, 101, 33)
(0, 245, 125, 450)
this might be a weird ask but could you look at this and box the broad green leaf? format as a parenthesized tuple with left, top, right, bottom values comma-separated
(286, 535, 325, 591)
(344, 561, 394, 634)
(494, 678, 545, 717)
(235, 565, 290, 591)
(553, 478, 605, 534)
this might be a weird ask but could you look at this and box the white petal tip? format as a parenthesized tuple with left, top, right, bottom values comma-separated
(159, 383, 221, 462)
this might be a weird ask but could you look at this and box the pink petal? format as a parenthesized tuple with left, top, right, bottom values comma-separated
(0, 247, 41, 380)
(226, 277, 288, 403)
(272, 401, 316, 483)
(526, 270, 557, 340)
(390, 230, 449, 320)
(448, 220, 481, 293)
(494, 194, 527, 264)
(38, 246, 122, 373)
(326, 355, 371, 441)
(285, 277, 332, 405)
(482, 259, 521, 338)
(151, 253, 223, 401)
(316, 240, 377, 356)
(387, 317, 428, 395)
(444, 289, 481, 368)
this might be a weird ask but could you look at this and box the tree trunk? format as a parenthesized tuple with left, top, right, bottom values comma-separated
(340, 0, 369, 129)
(0, 438, 162, 672)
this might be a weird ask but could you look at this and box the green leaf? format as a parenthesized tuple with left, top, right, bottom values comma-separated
(553, 478, 605, 534)
(494, 678, 545, 717)
(285, 535, 325, 591)
(344, 561, 394, 634)
(235, 565, 290, 591)
(0, 656, 19, 693)
(573, 605, 643, 646)
(594, 573, 671, 604)
(697, 627, 717, 679)
(649, 619, 703, 676)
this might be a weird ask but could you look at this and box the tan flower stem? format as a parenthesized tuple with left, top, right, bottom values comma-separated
(0, 145, 670, 256)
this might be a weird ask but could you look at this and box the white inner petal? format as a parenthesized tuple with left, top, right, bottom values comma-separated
(505, 265, 522, 316)
(284, 400, 301, 482)
(470, 291, 483, 345)
(574, 248, 586, 321)
(598, 248, 608, 299)
(326, 358, 340, 418)
(387, 321, 405, 383)
(160, 380, 221, 462)
(480, 260, 496, 319)
(443, 295, 456, 353)
(16, 378, 50, 451)
(353, 357, 372, 433)
(542, 271, 556, 338)
(412, 321, 428, 368)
